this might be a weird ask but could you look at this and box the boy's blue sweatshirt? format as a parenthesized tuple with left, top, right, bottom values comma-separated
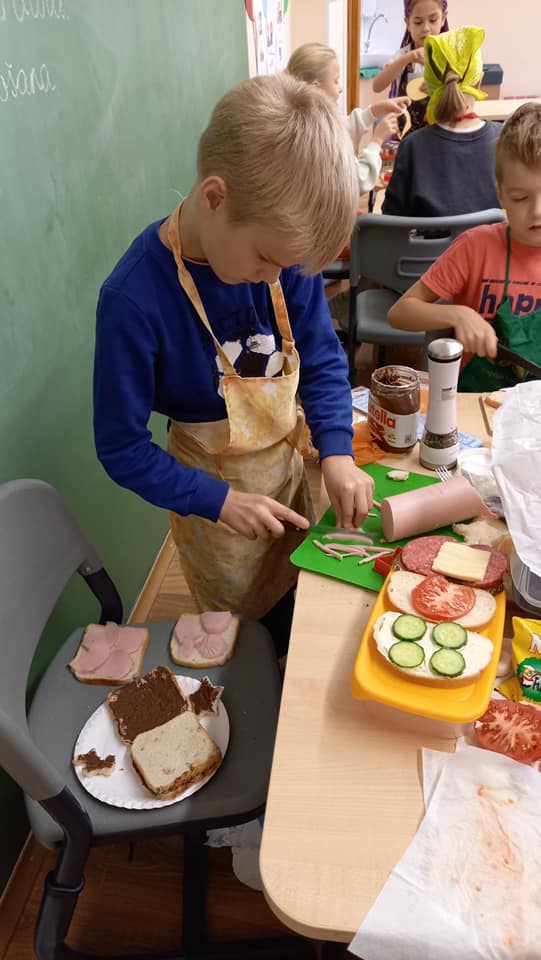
(94, 219, 353, 522)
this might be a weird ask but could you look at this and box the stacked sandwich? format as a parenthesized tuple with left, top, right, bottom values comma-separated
(108, 666, 223, 799)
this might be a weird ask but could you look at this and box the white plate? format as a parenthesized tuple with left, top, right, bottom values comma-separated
(73, 676, 229, 809)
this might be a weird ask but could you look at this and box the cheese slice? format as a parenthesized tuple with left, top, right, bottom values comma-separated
(432, 541, 490, 582)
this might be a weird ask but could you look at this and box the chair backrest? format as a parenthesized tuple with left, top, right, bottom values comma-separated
(0, 480, 105, 800)
(349, 209, 506, 292)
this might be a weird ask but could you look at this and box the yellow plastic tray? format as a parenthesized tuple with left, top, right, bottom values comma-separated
(351, 570, 506, 723)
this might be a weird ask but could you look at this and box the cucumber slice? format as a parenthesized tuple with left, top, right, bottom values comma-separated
(388, 641, 425, 669)
(392, 614, 427, 641)
(429, 648, 466, 677)
(432, 622, 468, 649)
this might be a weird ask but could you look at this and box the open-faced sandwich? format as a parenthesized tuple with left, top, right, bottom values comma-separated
(374, 610, 494, 683)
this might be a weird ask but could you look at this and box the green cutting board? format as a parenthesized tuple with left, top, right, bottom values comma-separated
(290, 462, 461, 593)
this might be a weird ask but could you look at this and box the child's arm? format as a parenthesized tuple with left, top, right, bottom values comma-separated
(284, 270, 374, 526)
(372, 49, 422, 93)
(388, 280, 499, 357)
(354, 114, 399, 193)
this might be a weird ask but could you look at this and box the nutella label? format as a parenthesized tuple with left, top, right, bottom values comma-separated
(368, 397, 418, 449)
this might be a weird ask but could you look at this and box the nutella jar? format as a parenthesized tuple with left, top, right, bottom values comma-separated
(368, 365, 420, 453)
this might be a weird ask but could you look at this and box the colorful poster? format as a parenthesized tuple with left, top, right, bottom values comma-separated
(245, 0, 290, 76)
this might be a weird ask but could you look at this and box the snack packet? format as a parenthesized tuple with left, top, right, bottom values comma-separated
(497, 616, 541, 703)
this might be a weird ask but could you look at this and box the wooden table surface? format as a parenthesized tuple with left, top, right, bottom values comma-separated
(260, 394, 494, 942)
(476, 97, 541, 121)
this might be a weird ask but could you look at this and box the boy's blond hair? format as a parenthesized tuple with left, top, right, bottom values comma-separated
(197, 74, 357, 273)
(495, 102, 541, 181)
(287, 41, 337, 85)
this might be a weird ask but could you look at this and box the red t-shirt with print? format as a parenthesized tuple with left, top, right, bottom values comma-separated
(422, 221, 541, 320)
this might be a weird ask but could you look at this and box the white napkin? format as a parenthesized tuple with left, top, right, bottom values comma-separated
(349, 742, 541, 960)
(491, 382, 541, 578)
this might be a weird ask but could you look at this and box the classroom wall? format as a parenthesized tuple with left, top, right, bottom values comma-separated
(0, 0, 248, 894)
(291, 0, 539, 105)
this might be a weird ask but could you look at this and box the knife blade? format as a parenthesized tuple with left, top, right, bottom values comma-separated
(496, 342, 541, 379)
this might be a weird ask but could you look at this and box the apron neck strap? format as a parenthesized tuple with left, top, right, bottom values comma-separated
(167, 202, 296, 368)
(167, 204, 237, 375)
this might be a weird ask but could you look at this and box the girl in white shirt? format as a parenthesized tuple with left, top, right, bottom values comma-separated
(287, 42, 409, 194)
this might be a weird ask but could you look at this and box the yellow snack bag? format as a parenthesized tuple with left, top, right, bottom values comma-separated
(498, 617, 541, 703)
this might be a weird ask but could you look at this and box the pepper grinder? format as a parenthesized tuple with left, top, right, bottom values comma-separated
(419, 338, 464, 470)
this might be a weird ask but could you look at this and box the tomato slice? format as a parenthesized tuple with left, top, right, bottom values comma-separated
(474, 699, 541, 764)
(411, 574, 475, 621)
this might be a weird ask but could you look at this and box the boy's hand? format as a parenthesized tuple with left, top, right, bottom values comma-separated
(321, 456, 374, 529)
(371, 96, 410, 120)
(451, 307, 499, 358)
(219, 489, 309, 541)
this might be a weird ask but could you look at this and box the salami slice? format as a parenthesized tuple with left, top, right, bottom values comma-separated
(402, 537, 508, 591)
(401, 536, 455, 576)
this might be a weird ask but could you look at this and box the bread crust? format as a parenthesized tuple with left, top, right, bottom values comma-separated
(132, 743, 222, 799)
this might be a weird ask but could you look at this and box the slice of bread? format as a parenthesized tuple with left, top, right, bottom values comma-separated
(387, 570, 497, 629)
(73, 748, 116, 777)
(131, 712, 222, 799)
(170, 611, 239, 668)
(188, 676, 223, 716)
(107, 665, 188, 743)
(69, 622, 149, 685)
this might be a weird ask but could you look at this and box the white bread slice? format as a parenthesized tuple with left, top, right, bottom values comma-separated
(374, 611, 493, 685)
(69, 623, 149, 685)
(170, 612, 239, 668)
(387, 571, 497, 629)
(131, 712, 222, 799)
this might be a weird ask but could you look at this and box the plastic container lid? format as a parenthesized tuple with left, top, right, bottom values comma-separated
(510, 551, 541, 614)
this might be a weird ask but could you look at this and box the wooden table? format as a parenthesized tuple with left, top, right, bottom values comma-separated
(260, 395, 493, 943)
(476, 97, 541, 121)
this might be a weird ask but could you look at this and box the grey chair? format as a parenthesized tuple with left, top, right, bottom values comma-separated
(0, 479, 314, 960)
(343, 208, 506, 384)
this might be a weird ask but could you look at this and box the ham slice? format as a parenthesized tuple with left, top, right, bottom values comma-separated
(69, 622, 149, 683)
(200, 611, 232, 634)
(196, 633, 227, 661)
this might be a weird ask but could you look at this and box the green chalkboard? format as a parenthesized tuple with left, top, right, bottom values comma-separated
(0, 0, 248, 889)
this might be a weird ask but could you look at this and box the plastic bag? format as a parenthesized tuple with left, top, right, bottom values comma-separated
(205, 818, 263, 891)
(497, 616, 541, 703)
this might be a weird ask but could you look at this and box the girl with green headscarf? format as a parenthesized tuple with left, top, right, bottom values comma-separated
(424, 25, 487, 125)
(383, 25, 501, 219)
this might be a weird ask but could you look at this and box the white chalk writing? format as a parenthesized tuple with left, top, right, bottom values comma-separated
(11, 0, 66, 22)
(0, 60, 56, 101)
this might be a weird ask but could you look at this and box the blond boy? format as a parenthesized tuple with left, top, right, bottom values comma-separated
(389, 102, 541, 388)
(94, 75, 373, 636)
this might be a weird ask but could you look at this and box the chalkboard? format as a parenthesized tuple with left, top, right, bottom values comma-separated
(0, 0, 248, 889)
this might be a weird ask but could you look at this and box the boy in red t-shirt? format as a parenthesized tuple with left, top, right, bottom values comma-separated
(388, 102, 541, 388)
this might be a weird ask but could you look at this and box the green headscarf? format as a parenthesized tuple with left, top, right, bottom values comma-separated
(424, 26, 488, 125)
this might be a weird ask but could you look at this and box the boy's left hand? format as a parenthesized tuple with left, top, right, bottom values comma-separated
(321, 455, 374, 529)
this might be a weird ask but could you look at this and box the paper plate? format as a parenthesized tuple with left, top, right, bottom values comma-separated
(73, 676, 229, 809)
